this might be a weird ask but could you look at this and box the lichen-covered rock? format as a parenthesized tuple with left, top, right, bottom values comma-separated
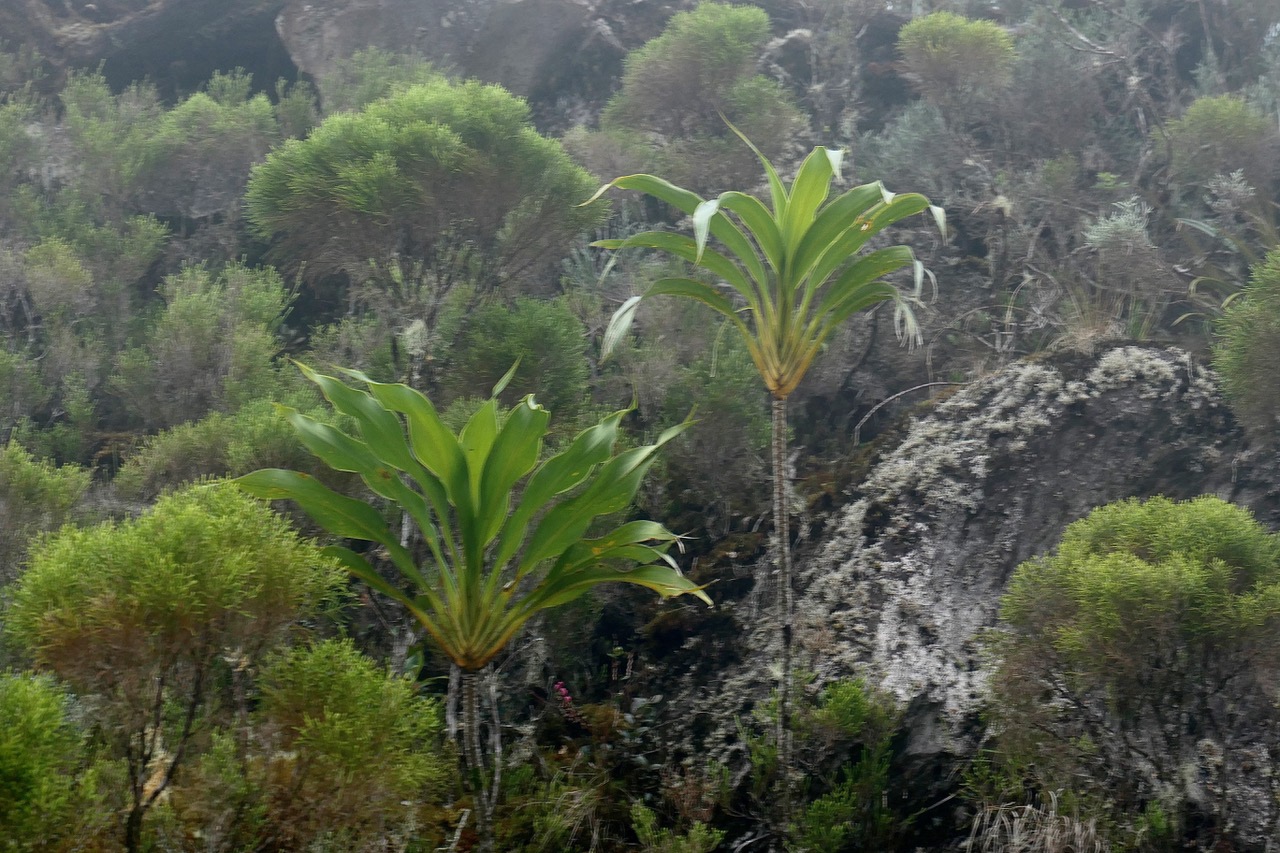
(646, 345, 1279, 844)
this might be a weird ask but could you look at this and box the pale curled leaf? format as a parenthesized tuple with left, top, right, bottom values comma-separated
(601, 295, 642, 361)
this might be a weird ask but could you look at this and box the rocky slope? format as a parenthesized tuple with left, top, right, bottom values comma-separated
(645, 345, 1280, 845)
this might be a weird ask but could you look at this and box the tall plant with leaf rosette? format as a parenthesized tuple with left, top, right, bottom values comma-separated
(585, 128, 944, 801)
(237, 364, 709, 848)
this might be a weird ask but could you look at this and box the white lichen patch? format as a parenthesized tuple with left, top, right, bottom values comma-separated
(799, 346, 1225, 741)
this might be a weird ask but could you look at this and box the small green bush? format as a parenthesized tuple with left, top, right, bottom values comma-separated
(7, 482, 347, 850)
(592, 1, 801, 195)
(631, 801, 724, 853)
(0, 674, 92, 850)
(897, 12, 1016, 111)
(317, 47, 442, 115)
(254, 639, 452, 848)
(446, 296, 590, 419)
(110, 262, 292, 430)
(0, 442, 89, 582)
(1166, 95, 1276, 190)
(994, 495, 1280, 843)
(791, 679, 902, 853)
(1215, 249, 1280, 438)
(245, 79, 605, 289)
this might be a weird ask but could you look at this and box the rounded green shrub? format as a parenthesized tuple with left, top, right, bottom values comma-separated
(245, 79, 605, 288)
(446, 296, 590, 420)
(897, 12, 1016, 110)
(1166, 95, 1276, 190)
(995, 495, 1280, 843)
(0, 674, 87, 849)
(591, 1, 802, 195)
(254, 639, 452, 848)
(0, 441, 89, 583)
(1215, 248, 1280, 439)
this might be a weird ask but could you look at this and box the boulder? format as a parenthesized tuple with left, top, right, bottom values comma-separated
(648, 345, 1280, 845)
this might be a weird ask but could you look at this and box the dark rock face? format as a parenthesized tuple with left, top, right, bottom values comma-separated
(275, 0, 683, 123)
(3, 0, 297, 97)
(650, 346, 1280, 845)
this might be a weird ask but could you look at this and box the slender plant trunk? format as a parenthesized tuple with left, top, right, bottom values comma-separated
(461, 669, 496, 852)
(771, 394, 794, 817)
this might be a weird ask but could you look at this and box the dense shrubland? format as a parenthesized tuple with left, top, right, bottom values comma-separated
(1, 0, 1279, 849)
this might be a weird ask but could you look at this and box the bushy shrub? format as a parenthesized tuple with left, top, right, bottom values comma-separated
(6, 482, 347, 850)
(245, 79, 605, 289)
(113, 398, 328, 501)
(1165, 95, 1277, 191)
(59, 72, 163, 213)
(792, 679, 901, 853)
(0, 350, 50, 440)
(587, 2, 802, 195)
(445, 296, 590, 419)
(111, 262, 292, 430)
(994, 495, 1280, 844)
(644, 316, 771, 529)
(317, 47, 442, 115)
(897, 12, 1015, 113)
(1215, 248, 1280, 438)
(856, 101, 969, 201)
(251, 639, 452, 848)
(0, 442, 89, 583)
(0, 673, 96, 850)
(138, 71, 282, 220)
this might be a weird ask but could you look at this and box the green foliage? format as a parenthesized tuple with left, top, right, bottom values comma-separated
(994, 495, 1280, 843)
(7, 482, 346, 686)
(628, 304, 771, 526)
(6, 482, 346, 849)
(897, 12, 1016, 111)
(238, 364, 710, 672)
(244, 79, 606, 288)
(59, 72, 163, 210)
(113, 398, 328, 501)
(1002, 495, 1280, 681)
(111, 262, 292, 430)
(0, 673, 86, 850)
(317, 47, 442, 115)
(141, 75, 281, 220)
(447, 297, 591, 420)
(791, 679, 902, 853)
(1165, 95, 1277, 190)
(254, 639, 451, 847)
(0, 351, 50, 440)
(591, 2, 801, 195)
(1215, 248, 1280, 437)
(631, 801, 724, 853)
(0, 441, 89, 582)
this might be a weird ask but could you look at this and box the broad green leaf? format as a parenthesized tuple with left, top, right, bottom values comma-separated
(478, 397, 548, 549)
(646, 278, 751, 329)
(491, 409, 625, 571)
(611, 231, 756, 299)
(783, 147, 837, 254)
(792, 183, 885, 284)
(716, 191, 784, 273)
(299, 364, 417, 473)
(522, 562, 711, 614)
(724, 117, 787, 219)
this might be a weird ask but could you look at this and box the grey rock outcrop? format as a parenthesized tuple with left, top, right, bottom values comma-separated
(2, 0, 292, 94)
(654, 345, 1279, 844)
(275, 0, 683, 124)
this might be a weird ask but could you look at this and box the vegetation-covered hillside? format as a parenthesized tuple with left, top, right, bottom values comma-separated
(1, 0, 1279, 850)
